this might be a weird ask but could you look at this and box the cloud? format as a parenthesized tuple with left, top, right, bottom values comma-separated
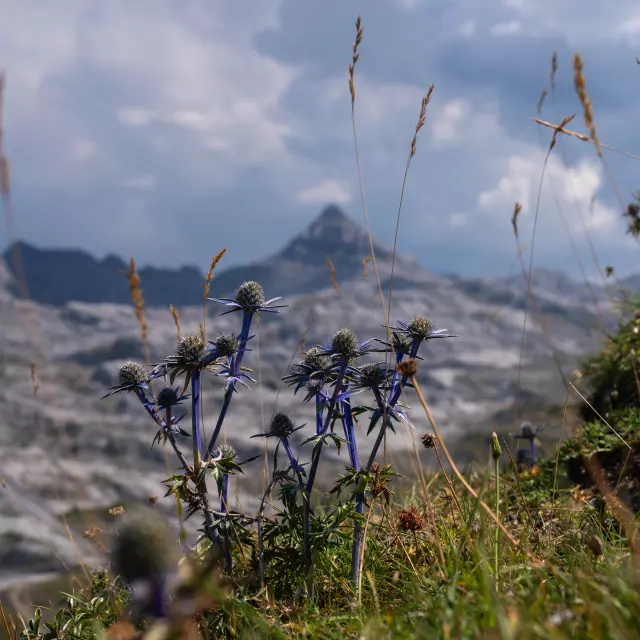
(297, 179, 351, 205)
(0, 0, 638, 279)
(490, 21, 522, 36)
(123, 175, 156, 191)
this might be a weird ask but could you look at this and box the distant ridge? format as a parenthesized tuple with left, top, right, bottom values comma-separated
(1, 205, 411, 307)
(2, 204, 637, 308)
(2, 241, 204, 306)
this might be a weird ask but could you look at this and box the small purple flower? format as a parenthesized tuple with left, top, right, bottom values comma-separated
(514, 422, 542, 464)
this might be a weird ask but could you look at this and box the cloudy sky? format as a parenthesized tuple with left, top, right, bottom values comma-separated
(0, 0, 639, 278)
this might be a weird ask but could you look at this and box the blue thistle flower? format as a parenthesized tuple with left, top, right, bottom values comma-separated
(514, 422, 542, 465)
(253, 413, 305, 484)
(156, 386, 189, 411)
(209, 281, 286, 317)
(205, 282, 285, 459)
(317, 328, 375, 365)
(102, 361, 149, 398)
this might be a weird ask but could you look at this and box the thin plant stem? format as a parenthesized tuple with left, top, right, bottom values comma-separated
(409, 370, 520, 549)
(494, 454, 500, 591)
(304, 364, 348, 599)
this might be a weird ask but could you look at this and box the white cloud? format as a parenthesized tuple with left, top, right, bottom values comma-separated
(68, 138, 97, 163)
(429, 98, 502, 148)
(123, 174, 156, 190)
(449, 212, 468, 227)
(431, 99, 470, 145)
(297, 179, 351, 205)
(458, 20, 477, 37)
(478, 153, 618, 236)
(501, 0, 640, 43)
(490, 21, 522, 35)
(117, 107, 157, 127)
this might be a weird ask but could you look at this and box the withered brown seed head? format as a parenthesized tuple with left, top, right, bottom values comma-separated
(397, 358, 418, 377)
(421, 433, 437, 449)
(398, 506, 423, 532)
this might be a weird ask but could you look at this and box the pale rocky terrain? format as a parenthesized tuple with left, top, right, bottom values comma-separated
(0, 206, 625, 591)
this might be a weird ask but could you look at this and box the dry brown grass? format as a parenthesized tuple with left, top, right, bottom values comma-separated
(125, 257, 150, 368)
(325, 255, 340, 292)
(170, 303, 181, 342)
(534, 117, 640, 161)
(573, 53, 602, 158)
(202, 247, 226, 340)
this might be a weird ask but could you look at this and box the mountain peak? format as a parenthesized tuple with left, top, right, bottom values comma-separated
(315, 204, 351, 225)
(277, 204, 389, 265)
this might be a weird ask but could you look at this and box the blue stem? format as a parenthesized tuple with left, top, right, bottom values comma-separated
(205, 310, 255, 458)
(206, 388, 233, 458)
(133, 388, 189, 471)
(304, 363, 348, 599)
(315, 394, 323, 435)
(341, 395, 360, 471)
(282, 437, 305, 487)
(191, 370, 202, 466)
(366, 386, 395, 471)
(367, 340, 421, 469)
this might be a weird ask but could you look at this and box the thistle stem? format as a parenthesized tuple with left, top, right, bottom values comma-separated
(164, 405, 190, 472)
(341, 396, 360, 471)
(205, 310, 255, 458)
(282, 437, 305, 487)
(134, 388, 189, 472)
(315, 394, 323, 435)
(304, 364, 347, 600)
(206, 388, 233, 458)
(191, 371, 202, 467)
(366, 386, 391, 471)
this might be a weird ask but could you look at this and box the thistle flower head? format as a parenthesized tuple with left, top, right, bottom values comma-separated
(281, 347, 331, 393)
(303, 378, 326, 403)
(331, 328, 358, 357)
(156, 386, 188, 411)
(214, 443, 238, 461)
(356, 362, 391, 389)
(303, 347, 329, 372)
(515, 422, 538, 440)
(103, 361, 149, 398)
(175, 333, 205, 364)
(235, 281, 265, 309)
(386, 318, 456, 345)
(268, 412, 297, 439)
(118, 361, 147, 388)
(392, 332, 413, 356)
(209, 281, 285, 316)
(112, 512, 175, 583)
(408, 317, 436, 341)
(213, 333, 240, 358)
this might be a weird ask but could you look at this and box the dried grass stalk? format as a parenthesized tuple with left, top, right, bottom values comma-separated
(573, 53, 603, 157)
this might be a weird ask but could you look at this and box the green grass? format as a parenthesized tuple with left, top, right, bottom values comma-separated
(6, 298, 640, 639)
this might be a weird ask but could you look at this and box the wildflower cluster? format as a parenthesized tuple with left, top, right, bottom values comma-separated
(103, 280, 454, 603)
